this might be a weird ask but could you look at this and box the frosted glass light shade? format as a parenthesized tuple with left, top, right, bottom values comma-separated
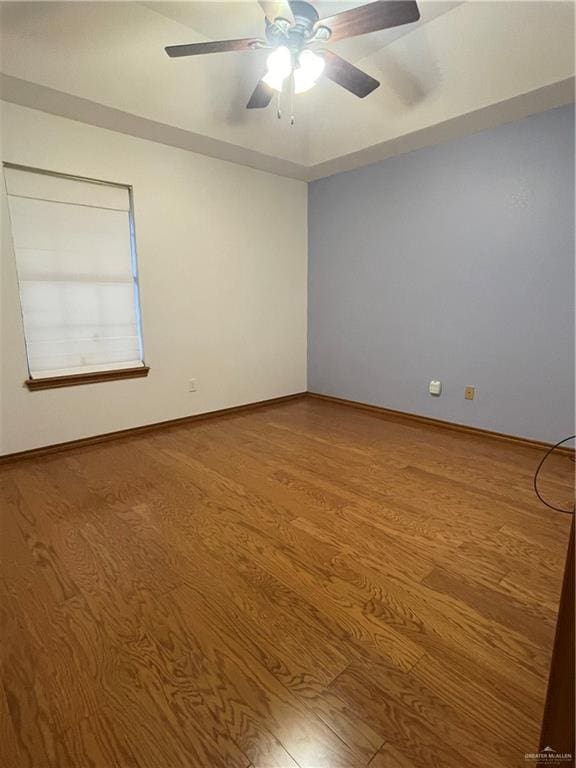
(262, 46, 292, 92)
(294, 49, 325, 93)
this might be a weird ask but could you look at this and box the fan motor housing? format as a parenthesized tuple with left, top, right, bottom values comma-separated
(289, 1, 320, 25)
(266, 0, 320, 50)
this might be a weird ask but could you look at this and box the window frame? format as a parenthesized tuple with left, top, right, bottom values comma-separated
(3, 162, 149, 390)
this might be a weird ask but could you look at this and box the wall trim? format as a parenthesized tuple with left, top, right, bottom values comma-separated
(538, 516, 575, 763)
(0, 393, 306, 464)
(307, 392, 576, 456)
(26, 366, 150, 391)
(2, 390, 573, 463)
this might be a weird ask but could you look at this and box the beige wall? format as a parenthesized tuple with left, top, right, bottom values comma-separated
(0, 102, 307, 455)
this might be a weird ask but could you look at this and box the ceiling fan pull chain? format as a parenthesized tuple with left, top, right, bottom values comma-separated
(290, 71, 295, 126)
(276, 89, 282, 120)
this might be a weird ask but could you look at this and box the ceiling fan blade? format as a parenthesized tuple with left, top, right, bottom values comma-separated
(257, 0, 295, 24)
(378, 48, 435, 106)
(247, 78, 275, 109)
(165, 38, 258, 58)
(317, 1, 420, 43)
(322, 51, 380, 98)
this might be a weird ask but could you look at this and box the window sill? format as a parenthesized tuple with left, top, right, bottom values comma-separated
(25, 366, 150, 391)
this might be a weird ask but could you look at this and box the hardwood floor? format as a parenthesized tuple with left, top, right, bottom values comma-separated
(0, 397, 573, 768)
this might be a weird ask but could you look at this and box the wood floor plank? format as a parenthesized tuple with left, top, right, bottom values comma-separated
(91, 608, 253, 768)
(421, 566, 556, 649)
(195, 508, 425, 672)
(171, 535, 382, 761)
(328, 554, 549, 690)
(238, 405, 570, 536)
(328, 661, 488, 768)
(0, 472, 80, 604)
(56, 708, 140, 768)
(1, 398, 571, 768)
(410, 653, 539, 756)
(168, 583, 362, 768)
(368, 743, 417, 767)
(0, 678, 26, 768)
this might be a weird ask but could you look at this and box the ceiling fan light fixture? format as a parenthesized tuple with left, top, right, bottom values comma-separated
(294, 49, 325, 93)
(166, 0, 418, 109)
(262, 45, 292, 91)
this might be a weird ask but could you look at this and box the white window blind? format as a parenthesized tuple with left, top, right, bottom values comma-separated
(4, 166, 145, 379)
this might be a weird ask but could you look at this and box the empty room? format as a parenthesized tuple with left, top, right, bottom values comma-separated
(0, 1, 574, 767)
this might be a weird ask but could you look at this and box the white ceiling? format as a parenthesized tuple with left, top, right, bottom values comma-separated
(0, 1, 574, 179)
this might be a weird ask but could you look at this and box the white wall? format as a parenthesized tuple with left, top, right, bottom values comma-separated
(0, 102, 308, 455)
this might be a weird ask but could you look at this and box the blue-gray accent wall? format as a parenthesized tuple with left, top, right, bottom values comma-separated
(308, 106, 575, 444)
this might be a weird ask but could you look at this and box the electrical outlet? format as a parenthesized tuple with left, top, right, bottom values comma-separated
(188, 379, 198, 393)
(464, 386, 475, 401)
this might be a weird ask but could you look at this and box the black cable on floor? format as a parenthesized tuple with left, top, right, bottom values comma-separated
(533, 435, 575, 515)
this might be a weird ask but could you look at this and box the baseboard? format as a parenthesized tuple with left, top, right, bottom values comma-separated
(307, 392, 575, 456)
(2, 389, 572, 463)
(0, 392, 307, 464)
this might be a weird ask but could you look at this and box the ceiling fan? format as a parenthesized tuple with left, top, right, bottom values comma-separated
(165, 1, 421, 109)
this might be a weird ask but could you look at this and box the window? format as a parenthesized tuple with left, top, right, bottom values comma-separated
(4, 163, 148, 390)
